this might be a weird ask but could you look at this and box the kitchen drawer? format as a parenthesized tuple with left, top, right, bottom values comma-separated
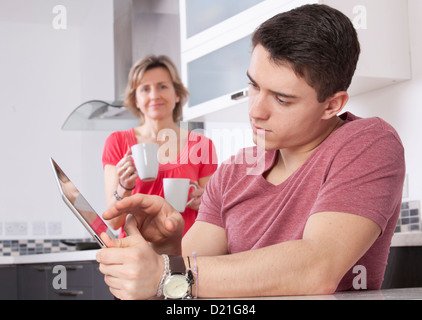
(49, 287, 93, 300)
(57, 263, 94, 287)
(16, 261, 113, 300)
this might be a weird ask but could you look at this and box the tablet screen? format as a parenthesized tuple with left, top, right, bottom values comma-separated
(51, 158, 115, 242)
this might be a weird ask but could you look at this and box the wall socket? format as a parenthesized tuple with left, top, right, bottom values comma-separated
(32, 221, 46, 236)
(48, 221, 62, 236)
(5, 222, 28, 236)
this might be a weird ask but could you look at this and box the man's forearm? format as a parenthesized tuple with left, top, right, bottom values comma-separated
(184, 240, 342, 298)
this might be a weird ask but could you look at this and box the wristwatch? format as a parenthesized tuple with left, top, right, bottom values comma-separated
(163, 256, 194, 299)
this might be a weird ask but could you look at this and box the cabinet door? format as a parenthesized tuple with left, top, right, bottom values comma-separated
(18, 265, 50, 300)
(321, 0, 411, 95)
(180, 0, 297, 52)
(48, 262, 114, 300)
(187, 36, 251, 107)
(48, 263, 93, 300)
(183, 0, 264, 38)
(180, 0, 309, 122)
(0, 266, 18, 300)
(92, 263, 114, 300)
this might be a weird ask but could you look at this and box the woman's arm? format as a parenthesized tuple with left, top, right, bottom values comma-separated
(104, 165, 129, 230)
(103, 150, 138, 230)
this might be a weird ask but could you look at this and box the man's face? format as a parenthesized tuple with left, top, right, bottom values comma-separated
(247, 45, 330, 152)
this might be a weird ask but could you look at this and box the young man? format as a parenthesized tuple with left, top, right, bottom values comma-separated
(96, 4, 405, 299)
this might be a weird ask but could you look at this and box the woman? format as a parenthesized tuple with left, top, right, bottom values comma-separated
(102, 55, 218, 237)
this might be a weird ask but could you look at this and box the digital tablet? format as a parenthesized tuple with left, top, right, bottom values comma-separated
(50, 157, 116, 247)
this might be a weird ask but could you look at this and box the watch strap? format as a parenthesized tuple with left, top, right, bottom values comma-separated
(168, 256, 185, 274)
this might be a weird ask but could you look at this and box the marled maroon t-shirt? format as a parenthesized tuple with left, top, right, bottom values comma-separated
(198, 112, 405, 291)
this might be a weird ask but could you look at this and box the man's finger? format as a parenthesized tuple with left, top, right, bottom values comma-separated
(102, 194, 164, 220)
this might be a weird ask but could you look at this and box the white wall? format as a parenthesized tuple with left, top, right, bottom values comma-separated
(344, 0, 422, 203)
(0, 0, 115, 239)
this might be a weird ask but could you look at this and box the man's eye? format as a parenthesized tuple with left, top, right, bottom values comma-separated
(248, 82, 258, 89)
(276, 97, 289, 106)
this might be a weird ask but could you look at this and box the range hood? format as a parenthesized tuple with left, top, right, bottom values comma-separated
(62, 100, 139, 131)
(62, 0, 181, 131)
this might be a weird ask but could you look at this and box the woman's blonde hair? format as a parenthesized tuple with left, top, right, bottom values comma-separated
(124, 55, 189, 123)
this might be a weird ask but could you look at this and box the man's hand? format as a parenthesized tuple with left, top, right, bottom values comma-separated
(103, 194, 184, 254)
(96, 215, 164, 300)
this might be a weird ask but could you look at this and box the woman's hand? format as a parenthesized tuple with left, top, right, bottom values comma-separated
(186, 181, 204, 211)
(116, 149, 138, 191)
(97, 215, 163, 300)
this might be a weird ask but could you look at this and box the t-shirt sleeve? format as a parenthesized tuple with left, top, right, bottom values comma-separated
(310, 128, 405, 233)
(196, 162, 227, 228)
(102, 131, 128, 168)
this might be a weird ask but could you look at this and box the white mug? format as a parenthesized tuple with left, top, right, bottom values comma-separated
(130, 143, 159, 181)
(163, 178, 198, 212)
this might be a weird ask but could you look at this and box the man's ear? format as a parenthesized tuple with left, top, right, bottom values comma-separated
(322, 91, 349, 119)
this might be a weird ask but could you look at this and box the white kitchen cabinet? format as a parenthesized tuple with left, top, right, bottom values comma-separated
(183, 0, 264, 40)
(179, 0, 411, 122)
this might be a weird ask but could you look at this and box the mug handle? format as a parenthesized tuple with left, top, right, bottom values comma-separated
(185, 184, 199, 207)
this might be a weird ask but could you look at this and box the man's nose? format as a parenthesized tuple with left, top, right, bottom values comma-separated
(248, 92, 270, 120)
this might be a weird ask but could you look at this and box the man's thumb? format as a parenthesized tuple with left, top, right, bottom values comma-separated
(122, 214, 150, 247)
(101, 215, 145, 248)
(124, 214, 142, 238)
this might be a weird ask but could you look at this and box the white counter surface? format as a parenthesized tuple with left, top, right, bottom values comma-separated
(391, 232, 422, 247)
(0, 250, 98, 266)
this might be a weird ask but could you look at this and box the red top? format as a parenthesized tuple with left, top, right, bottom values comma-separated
(199, 112, 405, 291)
(102, 129, 218, 236)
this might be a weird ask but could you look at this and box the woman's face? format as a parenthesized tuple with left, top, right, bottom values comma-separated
(135, 67, 180, 122)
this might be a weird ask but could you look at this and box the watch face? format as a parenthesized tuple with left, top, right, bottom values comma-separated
(163, 274, 189, 299)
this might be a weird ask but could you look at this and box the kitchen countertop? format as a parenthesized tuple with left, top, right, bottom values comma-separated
(391, 232, 422, 247)
(0, 250, 98, 266)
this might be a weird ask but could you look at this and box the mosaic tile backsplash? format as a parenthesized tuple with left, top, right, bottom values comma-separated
(0, 239, 93, 256)
(396, 200, 421, 233)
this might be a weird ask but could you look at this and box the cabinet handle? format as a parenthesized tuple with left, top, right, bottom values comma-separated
(35, 266, 52, 272)
(65, 265, 84, 271)
(231, 90, 248, 101)
(54, 290, 84, 297)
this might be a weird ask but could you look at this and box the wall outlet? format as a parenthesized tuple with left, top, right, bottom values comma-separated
(5, 222, 28, 236)
(32, 221, 46, 236)
(48, 221, 62, 236)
